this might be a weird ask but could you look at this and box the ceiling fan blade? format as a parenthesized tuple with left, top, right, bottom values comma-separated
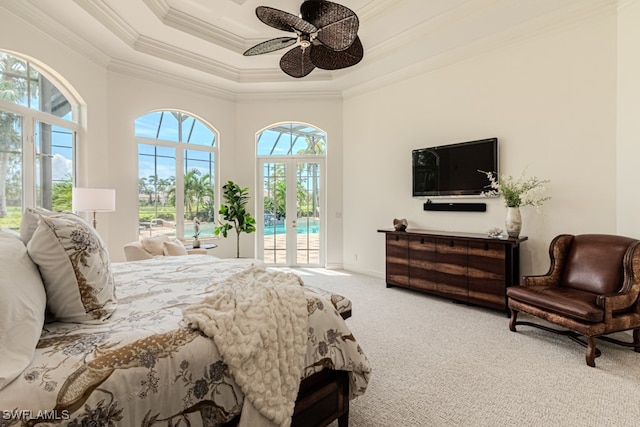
(243, 37, 297, 56)
(310, 36, 363, 70)
(301, 0, 358, 51)
(280, 46, 315, 78)
(256, 6, 317, 34)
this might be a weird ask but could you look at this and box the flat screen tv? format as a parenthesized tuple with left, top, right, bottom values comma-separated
(412, 137, 498, 197)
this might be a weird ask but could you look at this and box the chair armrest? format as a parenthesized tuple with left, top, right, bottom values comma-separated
(522, 274, 559, 287)
(597, 241, 640, 317)
(520, 235, 574, 287)
(596, 292, 637, 313)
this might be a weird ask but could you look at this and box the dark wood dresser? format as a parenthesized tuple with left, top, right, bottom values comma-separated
(378, 228, 527, 312)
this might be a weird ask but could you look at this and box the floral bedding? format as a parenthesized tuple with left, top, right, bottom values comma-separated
(0, 255, 370, 426)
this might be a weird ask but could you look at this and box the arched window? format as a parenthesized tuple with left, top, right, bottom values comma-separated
(257, 123, 326, 156)
(135, 110, 217, 241)
(0, 51, 78, 230)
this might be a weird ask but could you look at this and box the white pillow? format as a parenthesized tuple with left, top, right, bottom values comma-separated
(19, 206, 56, 245)
(0, 230, 46, 390)
(163, 239, 188, 256)
(141, 235, 169, 256)
(27, 212, 117, 323)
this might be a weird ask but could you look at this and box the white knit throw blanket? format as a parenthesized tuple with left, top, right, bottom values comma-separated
(182, 265, 308, 427)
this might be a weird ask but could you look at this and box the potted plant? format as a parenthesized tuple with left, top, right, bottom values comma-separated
(213, 181, 256, 257)
(480, 169, 550, 238)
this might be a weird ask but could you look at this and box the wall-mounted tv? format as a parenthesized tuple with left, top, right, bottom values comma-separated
(412, 137, 498, 197)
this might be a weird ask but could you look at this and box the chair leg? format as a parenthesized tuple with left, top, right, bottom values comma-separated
(509, 308, 518, 332)
(585, 336, 597, 367)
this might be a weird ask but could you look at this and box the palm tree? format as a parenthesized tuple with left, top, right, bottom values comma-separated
(156, 177, 172, 205)
(184, 169, 213, 219)
(295, 135, 325, 217)
(138, 177, 153, 205)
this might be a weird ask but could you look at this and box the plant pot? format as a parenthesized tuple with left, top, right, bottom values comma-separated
(192, 238, 200, 249)
(505, 207, 522, 238)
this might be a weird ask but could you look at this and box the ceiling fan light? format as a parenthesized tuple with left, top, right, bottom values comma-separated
(300, 34, 311, 49)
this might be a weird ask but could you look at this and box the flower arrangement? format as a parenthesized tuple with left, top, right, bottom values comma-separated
(480, 169, 550, 208)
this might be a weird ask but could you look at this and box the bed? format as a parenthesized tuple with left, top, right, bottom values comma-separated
(0, 210, 370, 427)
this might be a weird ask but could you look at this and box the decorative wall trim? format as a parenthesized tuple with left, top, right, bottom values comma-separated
(1, 1, 110, 68)
(107, 59, 237, 101)
(143, 0, 247, 53)
(1, 0, 615, 99)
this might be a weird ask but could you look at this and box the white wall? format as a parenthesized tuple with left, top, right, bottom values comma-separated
(617, 1, 640, 237)
(343, 9, 619, 278)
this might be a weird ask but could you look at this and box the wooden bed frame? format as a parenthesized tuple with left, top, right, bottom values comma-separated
(224, 311, 352, 427)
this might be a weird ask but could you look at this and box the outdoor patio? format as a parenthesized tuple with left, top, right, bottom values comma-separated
(139, 223, 320, 265)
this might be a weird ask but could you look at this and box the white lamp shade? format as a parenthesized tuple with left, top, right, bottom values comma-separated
(72, 188, 116, 212)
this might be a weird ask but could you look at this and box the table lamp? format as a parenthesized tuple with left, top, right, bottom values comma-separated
(72, 187, 116, 229)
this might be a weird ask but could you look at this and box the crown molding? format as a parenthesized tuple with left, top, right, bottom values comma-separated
(143, 0, 247, 53)
(72, 0, 138, 45)
(72, 0, 339, 84)
(109, 57, 342, 102)
(3, 0, 110, 68)
(235, 90, 343, 103)
(108, 58, 237, 101)
(134, 35, 241, 81)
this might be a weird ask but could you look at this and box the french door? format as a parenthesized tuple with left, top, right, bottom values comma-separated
(258, 157, 324, 266)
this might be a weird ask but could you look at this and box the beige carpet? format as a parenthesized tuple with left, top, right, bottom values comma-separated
(284, 268, 640, 427)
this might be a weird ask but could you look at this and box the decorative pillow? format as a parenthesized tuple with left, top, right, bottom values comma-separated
(19, 206, 56, 245)
(0, 230, 46, 390)
(141, 235, 170, 256)
(27, 212, 117, 323)
(163, 239, 188, 256)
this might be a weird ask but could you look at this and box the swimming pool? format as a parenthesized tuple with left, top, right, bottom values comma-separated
(264, 219, 320, 235)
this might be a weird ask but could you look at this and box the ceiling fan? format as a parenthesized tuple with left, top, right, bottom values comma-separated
(243, 0, 364, 78)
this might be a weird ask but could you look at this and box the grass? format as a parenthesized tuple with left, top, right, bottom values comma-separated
(0, 205, 179, 231)
(0, 207, 21, 230)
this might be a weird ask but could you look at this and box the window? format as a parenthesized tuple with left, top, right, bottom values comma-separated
(0, 51, 77, 230)
(135, 110, 217, 241)
(257, 123, 326, 156)
(257, 123, 326, 266)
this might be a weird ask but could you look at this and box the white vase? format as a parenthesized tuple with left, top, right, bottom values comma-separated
(505, 207, 522, 238)
(192, 238, 200, 248)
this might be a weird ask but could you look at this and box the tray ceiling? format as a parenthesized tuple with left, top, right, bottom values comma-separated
(2, 0, 611, 97)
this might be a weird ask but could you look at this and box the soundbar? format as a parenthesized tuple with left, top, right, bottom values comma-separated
(423, 202, 486, 212)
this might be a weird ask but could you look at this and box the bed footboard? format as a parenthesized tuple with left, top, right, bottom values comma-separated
(222, 369, 349, 427)
(292, 369, 349, 427)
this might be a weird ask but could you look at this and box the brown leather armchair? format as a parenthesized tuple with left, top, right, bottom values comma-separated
(507, 234, 640, 367)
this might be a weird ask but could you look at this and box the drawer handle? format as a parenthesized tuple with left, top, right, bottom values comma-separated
(484, 243, 489, 251)
(420, 238, 424, 244)
(395, 235, 399, 241)
(449, 240, 454, 247)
